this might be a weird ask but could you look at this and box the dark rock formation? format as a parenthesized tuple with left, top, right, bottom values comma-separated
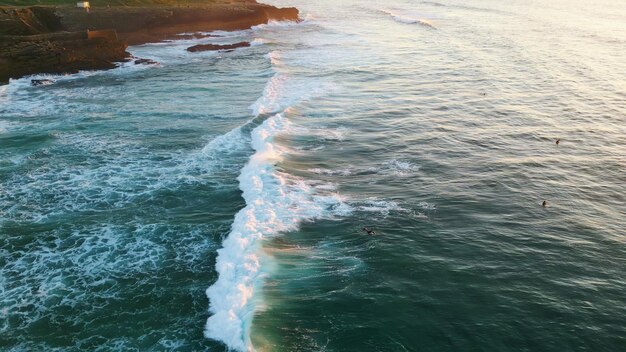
(187, 42, 250, 52)
(174, 33, 218, 40)
(0, 31, 128, 84)
(31, 78, 54, 86)
(134, 58, 158, 65)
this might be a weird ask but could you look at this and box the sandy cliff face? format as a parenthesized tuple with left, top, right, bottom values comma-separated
(0, 1, 299, 83)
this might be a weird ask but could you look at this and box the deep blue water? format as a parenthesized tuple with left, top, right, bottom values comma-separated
(1, 0, 625, 351)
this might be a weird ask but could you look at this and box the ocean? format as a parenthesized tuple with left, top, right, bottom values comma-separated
(1, 0, 625, 351)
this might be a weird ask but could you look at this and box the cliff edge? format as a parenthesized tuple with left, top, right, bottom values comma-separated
(0, 1, 299, 84)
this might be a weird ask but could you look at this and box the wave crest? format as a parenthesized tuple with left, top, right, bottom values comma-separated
(381, 9, 437, 29)
(204, 51, 347, 351)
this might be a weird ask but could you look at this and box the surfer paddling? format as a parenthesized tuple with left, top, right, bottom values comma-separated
(362, 227, 376, 235)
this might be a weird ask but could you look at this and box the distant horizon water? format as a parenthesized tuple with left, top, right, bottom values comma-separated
(1, 0, 625, 351)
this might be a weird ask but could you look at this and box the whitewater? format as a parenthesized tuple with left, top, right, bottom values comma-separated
(201, 18, 432, 350)
(204, 40, 350, 349)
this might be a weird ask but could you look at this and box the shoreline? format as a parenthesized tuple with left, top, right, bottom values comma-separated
(0, 1, 299, 84)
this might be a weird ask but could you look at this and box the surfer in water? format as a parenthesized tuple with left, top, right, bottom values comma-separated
(362, 227, 376, 235)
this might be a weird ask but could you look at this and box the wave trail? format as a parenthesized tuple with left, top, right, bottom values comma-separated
(204, 112, 289, 351)
(204, 51, 346, 351)
(381, 9, 437, 29)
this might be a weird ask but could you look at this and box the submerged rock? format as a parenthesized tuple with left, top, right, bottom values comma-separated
(31, 78, 54, 86)
(175, 33, 218, 40)
(133, 58, 158, 65)
(186, 42, 250, 52)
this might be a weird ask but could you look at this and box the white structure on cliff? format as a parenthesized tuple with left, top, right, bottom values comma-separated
(76, 2, 90, 11)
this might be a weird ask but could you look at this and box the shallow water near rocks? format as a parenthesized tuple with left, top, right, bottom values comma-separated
(1, 0, 625, 351)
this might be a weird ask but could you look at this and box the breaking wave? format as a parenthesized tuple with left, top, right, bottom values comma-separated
(381, 9, 437, 29)
(204, 50, 348, 351)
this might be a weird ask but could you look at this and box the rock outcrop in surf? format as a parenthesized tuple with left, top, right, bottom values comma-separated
(187, 42, 251, 52)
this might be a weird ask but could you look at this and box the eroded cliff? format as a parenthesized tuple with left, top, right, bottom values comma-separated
(0, 1, 299, 83)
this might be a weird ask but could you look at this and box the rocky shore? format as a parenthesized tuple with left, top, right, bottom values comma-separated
(0, 1, 299, 84)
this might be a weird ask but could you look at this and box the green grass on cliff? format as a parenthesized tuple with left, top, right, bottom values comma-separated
(0, 0, 230, 7)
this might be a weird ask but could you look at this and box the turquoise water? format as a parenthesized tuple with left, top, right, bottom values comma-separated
(1, 0, 625, 351)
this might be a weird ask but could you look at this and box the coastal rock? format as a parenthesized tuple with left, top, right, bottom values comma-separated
(134, 58, 158, 65)
(174, 33, 218, 40)
(187, 42, 250, 52)
(50, 2, 300, 45)
(0, 1, 300, 83)
(31, 78, 54, 86)
(0, 32, 128, 83)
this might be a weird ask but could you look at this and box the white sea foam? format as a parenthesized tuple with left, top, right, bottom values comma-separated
(0, 120, 9, 134)
(204, 111, 346, 350)
(0, 61, 157, 117)
(254, 78, 336, 119)
(251, 20, 302, 32)
(201, 126, 249, 158)
(267, 51, 282, 66)
(0, 32, 256, 221)
(205, 50, 347, 351)
(251, 38, 268, 46)
(383, 159, 420, 176)
(0, 222, 217, 342)
(307, 159, 417, 179)
(357, 199, 405, 215)
(381, 9, 437, 29)
(250, 73, 289, 115)
(325, 127, 349, 141)
(365, 159, 419, 177)
(250, 53, 334, 116)
(0, 125, 251, 222)
(417, 201, 437, 211)
(130, 31, 258, 63)
(346, 197, 435, 218)
(308, 167, 353, 176)
(1, 28, 257, 115)
(201, 29, 253, 38)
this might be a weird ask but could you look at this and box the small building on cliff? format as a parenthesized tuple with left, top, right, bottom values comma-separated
(76, 2, 90, 12)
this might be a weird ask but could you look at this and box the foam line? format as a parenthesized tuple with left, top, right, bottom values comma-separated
(204, 51, 346, 351)
(380, 9, 437, 29)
